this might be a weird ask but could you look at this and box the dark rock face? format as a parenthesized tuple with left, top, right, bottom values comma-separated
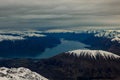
(0, 52, 119, 80)
(82, 35, 120, 56)
(108, 43, 120, 55)
(37, 53, 120, 80)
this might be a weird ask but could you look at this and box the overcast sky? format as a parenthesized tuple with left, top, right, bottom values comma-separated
(0, 0, 120, 30)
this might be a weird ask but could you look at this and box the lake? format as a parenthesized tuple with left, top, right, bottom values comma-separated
(36, 39, 90, 59)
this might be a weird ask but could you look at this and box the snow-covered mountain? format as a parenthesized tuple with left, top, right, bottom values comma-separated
(0, 67, 48, 80)
(0, 49, 119, 80)
(43, 49, 120, 80)
(84, 30, 120, 43)
(0, 31, 46, 42)
(66, 49, 120, 59)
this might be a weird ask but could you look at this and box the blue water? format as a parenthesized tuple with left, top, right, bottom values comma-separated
(36, 39, 90, 59)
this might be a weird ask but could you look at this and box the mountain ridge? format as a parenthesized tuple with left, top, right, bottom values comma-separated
(66, 49, 120, 59)
(0, 49, 119, 80)
(0, 67, 48, 80)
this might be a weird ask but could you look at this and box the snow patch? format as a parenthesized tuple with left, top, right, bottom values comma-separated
(22, 33, 46, 37)
(0, 35, 25, 41)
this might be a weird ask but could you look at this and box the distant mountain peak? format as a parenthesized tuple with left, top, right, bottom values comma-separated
(66, 50, 120, 59)
(0, 67, 48, 80)
(84, 30, 120, 43)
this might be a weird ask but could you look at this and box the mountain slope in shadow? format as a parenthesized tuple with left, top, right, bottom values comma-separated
(0, 50, 120, 80)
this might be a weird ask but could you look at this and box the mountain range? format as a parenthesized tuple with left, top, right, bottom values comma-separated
(0, 50, 119, 80)
(0, 30, 119, 80)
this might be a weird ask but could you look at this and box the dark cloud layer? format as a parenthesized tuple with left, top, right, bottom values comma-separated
(0, 0, 120, 30)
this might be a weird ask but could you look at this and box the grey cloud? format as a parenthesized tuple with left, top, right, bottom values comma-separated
(0, 0, 120, 30)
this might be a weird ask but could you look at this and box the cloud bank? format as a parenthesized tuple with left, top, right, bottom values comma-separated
(0, 0, 120, 30)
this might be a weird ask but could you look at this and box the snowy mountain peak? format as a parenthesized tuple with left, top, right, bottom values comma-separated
(66, 50, 120, 59)
(0, 67, 48, 80)
(84, 30, 120, 43)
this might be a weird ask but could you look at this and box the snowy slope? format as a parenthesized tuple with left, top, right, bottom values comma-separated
(0, 35, 25, 41)
(0, 67, 48, 80)
(84, 30, 120, 43)
(66, 49, 120, 59)
(0, 31, 46, 42)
